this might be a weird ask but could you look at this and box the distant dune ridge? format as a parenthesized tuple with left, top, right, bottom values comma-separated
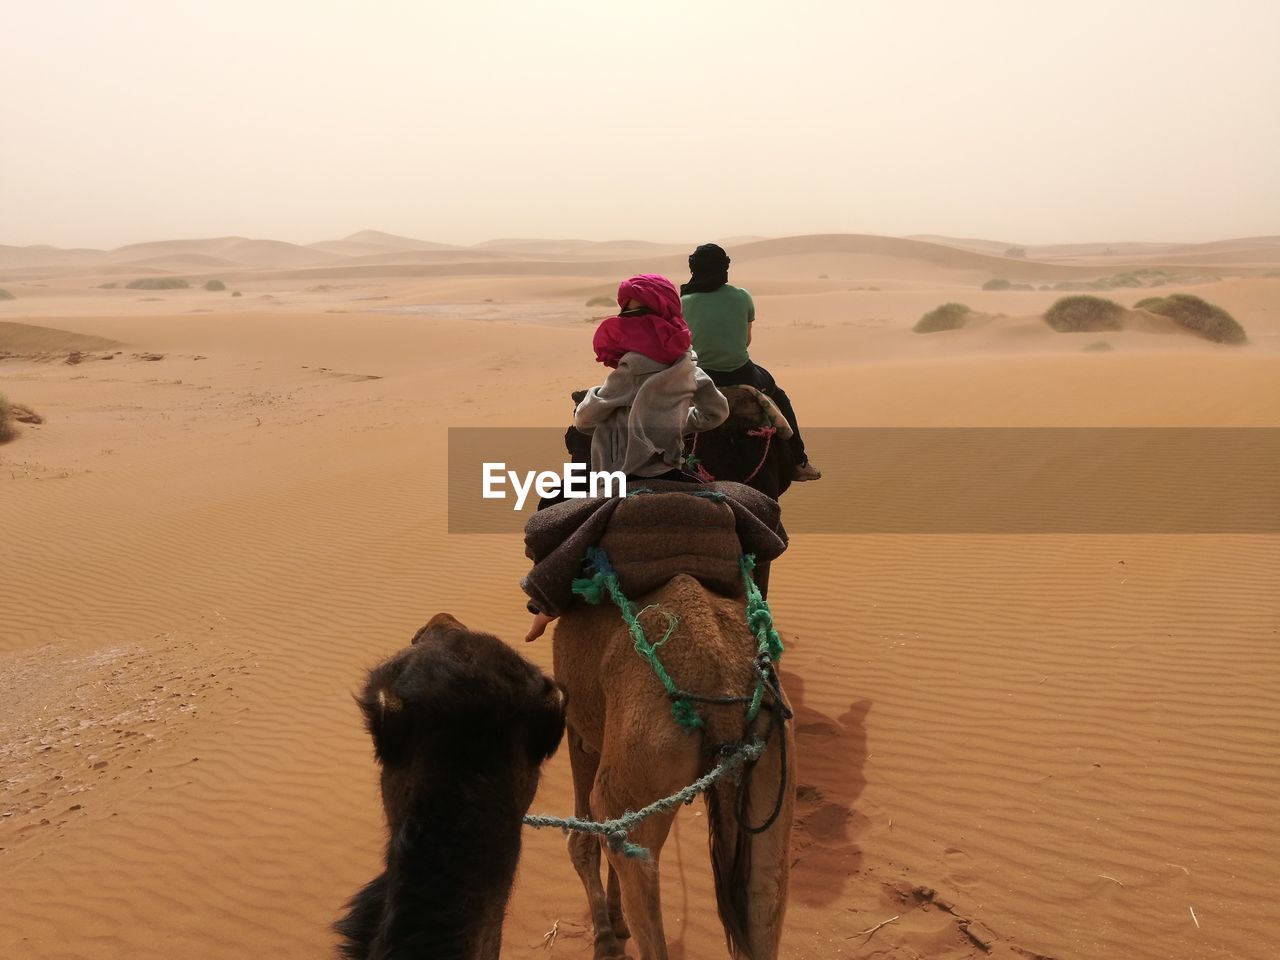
(3, 231, 1280, 282)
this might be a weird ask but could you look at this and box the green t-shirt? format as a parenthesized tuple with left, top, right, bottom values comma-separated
(681, 284, 754, 372)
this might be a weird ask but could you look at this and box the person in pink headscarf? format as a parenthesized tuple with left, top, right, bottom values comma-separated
(574, 273, 728, 479)
(524, 274, 728, 642)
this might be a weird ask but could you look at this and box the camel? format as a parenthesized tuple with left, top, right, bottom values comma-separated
(552, 573, 796, 960)
(337, 613, 566, 960)
(684, 388, 796, 501)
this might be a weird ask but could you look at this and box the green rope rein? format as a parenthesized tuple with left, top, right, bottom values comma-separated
(523, 740, 765, 861)
(524, 542, 786, 858)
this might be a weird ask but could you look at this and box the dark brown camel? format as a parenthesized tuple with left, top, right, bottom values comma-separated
(337, 613, 566, 960)
(553, 574, 796, 960)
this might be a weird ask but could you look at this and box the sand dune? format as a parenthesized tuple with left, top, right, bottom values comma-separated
(1, 240, 1277, 960)
(308, 229, 464, 257)
(0, 320, 121, 355)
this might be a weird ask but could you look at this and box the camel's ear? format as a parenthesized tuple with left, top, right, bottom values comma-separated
(526, 678, 567, 762)
(571, 388, 588, 405)
(358, 685, 412, 766)
(411, 613, 467, 646)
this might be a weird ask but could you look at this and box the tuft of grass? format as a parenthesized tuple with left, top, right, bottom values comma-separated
(204, 279, 227, 291)
(1043, 295, 1126, 332)
(0, 394, 38, 442)
(982, 278, 1012, 291)
(914, 302, 972, 333)
(125, 277, 189, 290)
(585, 295, 615, 307)
(0, 288, 15, 300)
(1135, 293, 1247, 344)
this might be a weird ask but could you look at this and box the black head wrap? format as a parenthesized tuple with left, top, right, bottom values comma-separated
(680, 243, 730, 295)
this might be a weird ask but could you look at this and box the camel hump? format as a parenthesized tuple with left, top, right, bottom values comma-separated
(720, 385, 793, 439)
(599, 492, 744, 600)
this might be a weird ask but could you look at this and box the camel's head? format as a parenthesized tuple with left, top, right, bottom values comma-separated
(358, 613, 566, 827)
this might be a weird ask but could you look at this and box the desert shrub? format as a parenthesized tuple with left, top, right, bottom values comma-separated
(1083, 340, 1115, 352)
(231, 291, 242, 297)
(0, 288, 15, 300)
(1137, 293, 1247, 344)
(982, 278, 1012, 291)
(1043, 295, 1125, 332)
(204, 279, 226, 291)
(98, 282, 117, 289)
(585, 295, 614, 307)
(0, 394, 37, 442)
(125, 277, 189, 290)
(914, 302, 972, 333)
(1004, 246, 1027, 258)
(1010, 282, 1034, 291)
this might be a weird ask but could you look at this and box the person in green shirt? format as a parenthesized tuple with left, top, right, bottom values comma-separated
(680, 243, 821, 481)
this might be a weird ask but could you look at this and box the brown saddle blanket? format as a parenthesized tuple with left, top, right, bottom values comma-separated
(521, 480, 787, 617)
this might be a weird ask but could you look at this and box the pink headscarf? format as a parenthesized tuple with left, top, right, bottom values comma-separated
(592, 274, 692, 368)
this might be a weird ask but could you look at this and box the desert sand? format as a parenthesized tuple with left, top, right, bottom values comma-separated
(2, 233, 1278, 960)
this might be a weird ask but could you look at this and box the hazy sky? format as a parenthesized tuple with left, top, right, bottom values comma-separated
(3, 0, 1278, 249)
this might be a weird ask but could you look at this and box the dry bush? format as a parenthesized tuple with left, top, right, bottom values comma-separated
(1043, 295, 1125, 332)
(126, 277, 189, 290)
(914, 302, 972, 333)
(1136, 294, 1247, 344)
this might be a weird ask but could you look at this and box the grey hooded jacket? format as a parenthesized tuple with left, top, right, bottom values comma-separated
(573, 349, 728, 477)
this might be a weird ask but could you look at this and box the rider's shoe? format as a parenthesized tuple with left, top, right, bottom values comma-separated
(793, 461, 822, 482)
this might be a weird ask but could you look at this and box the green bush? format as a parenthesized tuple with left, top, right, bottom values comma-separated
(914, 302, 973, 333)
(204, 279, 227, 291)
(0, 288, 15, 301)
(125, 277, 189, 290)
(982, 278, 1012, 291)
(1043, 295, 1125, 332)
(1136, 293, 1247, 344)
